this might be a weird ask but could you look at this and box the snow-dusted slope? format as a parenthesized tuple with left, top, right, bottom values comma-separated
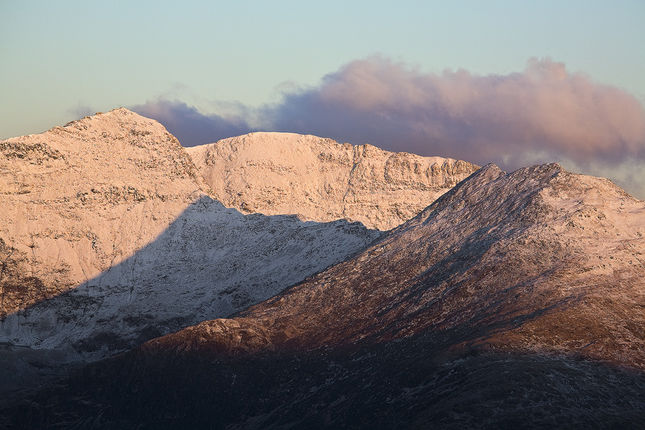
(187, 132, 479, 230)
(0, 109, 380, 359)
(147, 163, 645, 369)
(1, 197, 377, 358)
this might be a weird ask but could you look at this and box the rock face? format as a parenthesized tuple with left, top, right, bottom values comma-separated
(187, 132, 479, 230)
(148, 163, 645, 369)
(0, 109, 380, 358)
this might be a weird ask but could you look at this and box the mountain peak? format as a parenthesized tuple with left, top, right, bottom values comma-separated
(55, 107, 175, 143)
(187, 133, 480, 229)
(415, 161, 631, 230)
(0, 109, 208, 317)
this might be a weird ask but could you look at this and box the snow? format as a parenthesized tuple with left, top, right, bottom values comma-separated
(0, 108, 380, 361)
(187, 132, 479, 230)
(1, 197, 378, 360)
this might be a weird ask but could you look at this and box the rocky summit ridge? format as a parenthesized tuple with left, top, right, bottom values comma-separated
(187, 132, 479, 230)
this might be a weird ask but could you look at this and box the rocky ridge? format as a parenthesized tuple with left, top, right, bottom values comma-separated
(187, 132, 479, 230)
(147, 163, 645, 369)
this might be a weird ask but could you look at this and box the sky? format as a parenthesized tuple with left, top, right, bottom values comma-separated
(1, 0, 644, 197)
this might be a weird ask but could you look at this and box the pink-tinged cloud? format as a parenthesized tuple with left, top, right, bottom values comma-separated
(128, 58, 645, 197)
(266, 57, 645, 168)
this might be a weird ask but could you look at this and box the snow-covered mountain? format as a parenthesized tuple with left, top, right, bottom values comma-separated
(0, 109, 380, 360)
(147, 163, 645, 369)
(187, 132, 479, 230)
(1, 108, 204, 317)
(1, 108, 478, 363)
(7, 162, 644, 429)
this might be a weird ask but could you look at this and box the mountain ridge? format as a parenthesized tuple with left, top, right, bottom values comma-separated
(0, 109, 384, 362)
(1, 109, 644, 428)
(1, 108, 483, 366)
(187, 131, 479, 230)
(143, 162, 645, 369)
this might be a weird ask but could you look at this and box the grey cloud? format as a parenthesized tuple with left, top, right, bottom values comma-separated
(131, 99, 253, 146)
(265, 57, 645, 168)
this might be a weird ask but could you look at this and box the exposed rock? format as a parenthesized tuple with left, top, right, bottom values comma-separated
(187, 132, 479, 230)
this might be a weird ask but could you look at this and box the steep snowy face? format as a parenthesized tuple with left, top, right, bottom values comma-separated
(147, 164, 645, 369)
(0, 109, 380, 358)
(187, 132, 479, 230)
(0, 108, 204, 317)
(0, 198, 378, 358)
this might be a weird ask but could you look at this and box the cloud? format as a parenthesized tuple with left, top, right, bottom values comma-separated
(68, 104, 95, 119)
(125, 57, 645, 197)
(131, 99, 252, 146)
(264, 57, 645, 169)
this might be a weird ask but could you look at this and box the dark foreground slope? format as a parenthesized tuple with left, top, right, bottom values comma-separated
(2, 164, 644, 429)
(4, 333, 645, 429)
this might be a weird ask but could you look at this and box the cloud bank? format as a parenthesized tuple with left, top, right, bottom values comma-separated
(267, 57, 645, 166)
(131, 57, 645, 196)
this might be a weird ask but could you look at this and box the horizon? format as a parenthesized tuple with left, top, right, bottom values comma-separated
(1, 0, 644, 197)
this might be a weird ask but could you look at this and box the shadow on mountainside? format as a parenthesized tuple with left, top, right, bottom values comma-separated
(0, 195, 380, 392)
(2, 164, 645, 427)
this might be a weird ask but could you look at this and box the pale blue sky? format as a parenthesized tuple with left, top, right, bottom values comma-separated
(1, 0, 644, 139)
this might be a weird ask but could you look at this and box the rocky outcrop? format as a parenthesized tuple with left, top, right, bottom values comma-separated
(187, 132, 479, 230)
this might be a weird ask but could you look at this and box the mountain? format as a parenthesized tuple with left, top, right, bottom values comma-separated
(1, 109, 481, 364)
(0, 109, 380, 364)
(4, 108, 643, 428)
(148, 163, 645, 368)
(0, 108, 203, 317)
(5, 162, 643, 429)
(187, 132, 479, 230)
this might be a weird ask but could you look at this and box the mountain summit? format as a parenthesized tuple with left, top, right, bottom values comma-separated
(0, 108, 203, 316)
(187, 132, 479, 230)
